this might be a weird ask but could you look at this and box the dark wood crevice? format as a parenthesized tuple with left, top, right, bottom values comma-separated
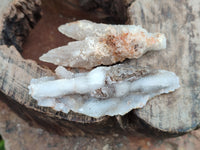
(78, 0, 134, 24)
(0, 0, 41, 52)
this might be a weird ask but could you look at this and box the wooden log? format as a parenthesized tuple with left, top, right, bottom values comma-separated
(128, 0, 200, 133)
(0, 0, 200, 136)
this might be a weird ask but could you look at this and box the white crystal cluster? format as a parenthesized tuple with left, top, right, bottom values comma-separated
(28, 20, 180, 118)
(40, 20, 166, 69)
(29, 65, 180, 118)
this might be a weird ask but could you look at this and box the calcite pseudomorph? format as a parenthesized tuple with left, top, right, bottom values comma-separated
(40, 20, 166, 69)
(28, 64, 180, 118)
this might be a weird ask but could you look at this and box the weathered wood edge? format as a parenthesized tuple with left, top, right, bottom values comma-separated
(128, 0, 200, 134)
(0, 0, 41, 52)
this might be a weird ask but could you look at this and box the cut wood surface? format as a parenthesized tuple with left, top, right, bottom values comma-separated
(0, 0, 200, 136)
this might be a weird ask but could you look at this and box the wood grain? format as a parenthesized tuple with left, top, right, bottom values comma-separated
(128, 0, 200, 133)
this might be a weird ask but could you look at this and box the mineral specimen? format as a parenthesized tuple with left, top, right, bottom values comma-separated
(28, 64, 180, 118)
(40, 20, 166, 69)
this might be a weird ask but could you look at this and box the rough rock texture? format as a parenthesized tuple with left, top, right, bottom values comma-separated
(127, 0, 200, 133)
(1, 94, 200, 150)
